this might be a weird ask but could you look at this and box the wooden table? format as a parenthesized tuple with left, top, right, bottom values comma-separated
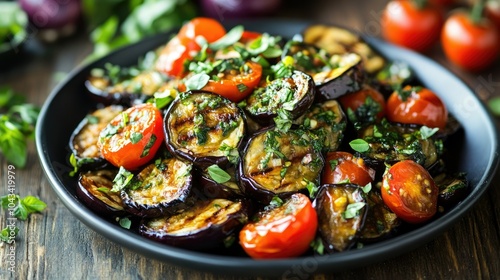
(1, 0, 499, 279)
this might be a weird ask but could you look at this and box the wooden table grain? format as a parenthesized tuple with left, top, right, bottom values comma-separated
(1, 0, 499, 279)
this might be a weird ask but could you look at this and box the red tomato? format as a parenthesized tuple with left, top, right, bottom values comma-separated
(441, 11, 499, 71)
(201, 61, 263, 102)
(381, 160, 438, 223)
(338, 87, 386, 120)
(386, 86, 448, 130)
(99, 104, 164, 170)
(239, 193, 317, 259)
(240, 31, 262, 43)
(382, 0, 444, 52)
(321, 151, 375, 186)
(156, 17, 226, 77)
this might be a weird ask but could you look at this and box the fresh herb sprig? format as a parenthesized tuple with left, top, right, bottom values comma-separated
(0, 195, 47, 221)
(0, 87, 40, 168)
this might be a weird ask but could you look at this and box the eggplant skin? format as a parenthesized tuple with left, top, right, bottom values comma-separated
(77, 169, 126, 216)
(314, 54, 365, 101)
(121, 157, 194, 217)
(313, 184, 367, 252)
(69, 105, 123, 170)
(238, 128, 324, 204)
(196, 166, 243, 200)
(164, 91, 246, 169)
(139, 199, 249, 249)
(244, 70, 315, 125)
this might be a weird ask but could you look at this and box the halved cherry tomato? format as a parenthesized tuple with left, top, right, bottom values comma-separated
(321, 151, 375, 186)
(442, 10, 499, 71)
(156, 17, 226, 77)
(201, 61, 263, 102)
(239, 193, 317, 259)
(240, 31, 262, 43)
(99, 103, 164, 170)
(381, 160, 438, 223)
(386, 86, 448, 130)
(381, 0, 444, 52)
(338, 86, 386, 120)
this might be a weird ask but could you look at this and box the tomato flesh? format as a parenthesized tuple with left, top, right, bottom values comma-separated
(156, 17, 226, 77)
(99, 103, 164, 170)
(201, 61, 263, 102)
(322, 151, 375, 186)
(338, 87, 386, 120)
(239, 193, 318, 259)
(386, 86, 447, 130)
(381, 160, 438, 223)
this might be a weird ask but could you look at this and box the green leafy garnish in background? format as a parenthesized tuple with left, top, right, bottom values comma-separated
(0, 87, 40, 168)
(82, 0, 198, 61)
(0, 2, 28, 52)
(0, 195, 47, 221)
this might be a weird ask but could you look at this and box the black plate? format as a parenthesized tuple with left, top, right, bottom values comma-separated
(35, 19, 499, 277)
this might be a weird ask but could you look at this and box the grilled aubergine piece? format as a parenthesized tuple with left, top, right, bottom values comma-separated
(294, 100, 347, 152)
(197, 165, 243, 199)
(77, 169, 125, 216)
(281, 40, 365, 101)
(302, 24, 385, 74)
(244, 70, 315, 126)
(139, 198, 249, 249)
(238, 128, 324, 204)
(121, 157, 194, 217)
(70, 105, 123, 170)
(313, 184, 368, 252)
(359, 190, 400, 243)
(164, 91, 245, 169)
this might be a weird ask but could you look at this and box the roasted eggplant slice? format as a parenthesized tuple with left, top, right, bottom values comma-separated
(313, 53, 365, 101)
(77, 169, 125, 216)
(164, 91, 246, 169)
(139, 198, 249, 249)
(434, 172, 469, 210)
(313, 184, 367, 252)
(69, 105, 123, 169)
(197, 165, 243, 199)
(238, 128, 324, 204)
(244, 70, 315, 125)
(357, 121, 440, 175)
(359, 190, 400, 243)
(121, 157, 194, 217)
(303, 24, 385, 74)
(294, 100, 347, 152)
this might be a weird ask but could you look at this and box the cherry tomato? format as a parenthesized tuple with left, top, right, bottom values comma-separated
(381, 160, 438, 223)
(321, 151, 375, 186)
(156, 17, 226, 77)
(240, 31, 262, 43)
(99, 103, 164, 170)
(386, 86, 448, 130)
(338, 87, 386, 120)
(201, 61, 263, 102)
(441, 11, 499, 71)
(239, 193, 317, 259)
(382, 0, 444, 52)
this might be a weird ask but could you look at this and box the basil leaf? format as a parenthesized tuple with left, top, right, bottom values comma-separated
(349, 139, 370, 153)
(420, 126, 439, 140)
(112, 167, 134, 192)
(119, 217, 132, 229)
(361, 182, 372, 193)
(342, 202, 366, 219)
(209, 25, 244, 51)
(14, 203, 28, 220)
(207, 164, 231, 184)
(185, 73, 210, 91)
(21, 196, 47, 213)
(488, 96, 500, 116)
(0, 226, 18, 243)
(130, 132, 143, 144)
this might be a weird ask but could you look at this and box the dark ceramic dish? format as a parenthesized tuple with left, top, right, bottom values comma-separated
(36, 20, 499, 277)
